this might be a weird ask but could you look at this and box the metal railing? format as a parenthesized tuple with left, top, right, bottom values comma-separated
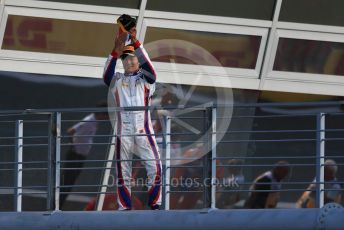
(0, 101, 344, 211)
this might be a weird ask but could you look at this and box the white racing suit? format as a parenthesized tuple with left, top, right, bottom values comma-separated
(103, 40, 162, 210)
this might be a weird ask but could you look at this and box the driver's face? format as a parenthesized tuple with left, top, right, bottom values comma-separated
(122, 56, 139, 74)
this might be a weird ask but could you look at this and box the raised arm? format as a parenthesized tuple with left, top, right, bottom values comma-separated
(129, 30, 156, 84)
(103, 51, 118, 86)
(103, 33, 126, 86)
(133, 40, 157, 84)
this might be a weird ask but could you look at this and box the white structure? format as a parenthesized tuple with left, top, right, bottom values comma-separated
(0, 0, 344, 96)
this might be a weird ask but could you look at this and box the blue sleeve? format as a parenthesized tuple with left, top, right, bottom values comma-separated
(103, 51, 118, 86)
(133, 40, 157, 84)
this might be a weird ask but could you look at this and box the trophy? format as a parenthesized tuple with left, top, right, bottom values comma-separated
(117, 14, 137, 46)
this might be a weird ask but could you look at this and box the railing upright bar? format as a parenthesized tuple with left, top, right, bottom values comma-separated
(315, 113, 325, 208)
(211, 107, 217, 209)
(203, 106, 213, 208)
(54, 112, 61, 210)
(164, 116, 171, 210)
(47, 112, 59, 211)
(14, 120, 23, 212)
(96, 129, 117, 211)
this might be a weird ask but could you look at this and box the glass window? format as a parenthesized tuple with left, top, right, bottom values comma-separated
(144, 27, 261, 69)
(279, 0, 344, 27)
(273, 38, 344, 76)
(2, 15, 117, 57)
(32, 0, 141, 8)
(146, 0, 275, 20)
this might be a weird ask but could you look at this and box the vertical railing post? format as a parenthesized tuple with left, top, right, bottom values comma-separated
(47, 112, 61, 211)
(203, 106, 214, 208)
(54, 112, 61, 210)
(210, 107, 217, 209)
(14, 120, 23, 212)
(96, 128, 116, 211)
(316, 112, 325, 208)
(163, 115, 171, 210)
